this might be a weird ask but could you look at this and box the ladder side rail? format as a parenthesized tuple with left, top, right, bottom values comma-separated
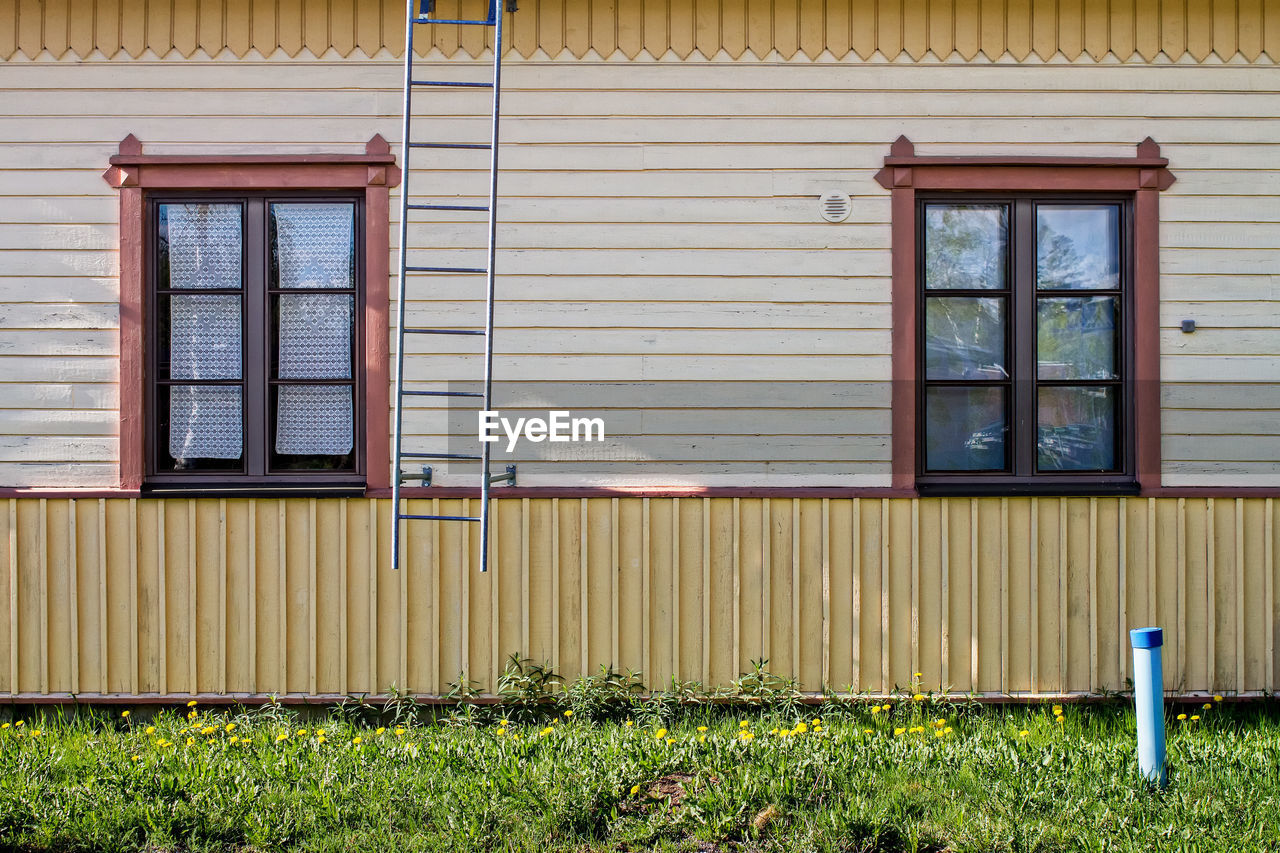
(390, 0, 419, 571)
(479, 0, 504, 574)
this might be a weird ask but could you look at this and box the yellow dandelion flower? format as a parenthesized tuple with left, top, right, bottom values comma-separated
(30, 730, 41, 737)
(187, 700, 198, 708)
(740, 720, 749, 728)
(1056, 715, 1064, 723)
(130, 755, 139, 761)
(228, 736, 238, 744)
(297, 729, 308, 737)
(1019, 730, 1029, 737)
(863, 728, 874, 734)
(625, 720, 634, 727)
(0, 723, 7, 729)
(225, 723, 235, 733)
(122, 710, 131, 718)
(794, 722, 808, 734)
(697, 726, 708, 732)
(317, 729, 326, 736)
(1214, 695, 1223, 702)
(935, 730, 945, 738)
(655, 728, 667, 739)
(1052, 705, 1062, 715)
(881, 705, 892, 712)
(395, 727, 405, 735)
(541, 727, 554, 737)
(186, 737, 195, 746)
(375, 727, 386, 736)
(667, 738, 675, 745)
(316, 735, 326, 744)
(353, 736, 363, 744)
(914, 672, 923, 677)
(630, 784, 640, 796)
(740, 731, 754, 741)
(187, 711, 197, 720)
(564, 710, 573, 718)
(699, 735, 706, 743)
(1191, 715, 1200, 721)
(813, 718, 822, 725)
(935, 718, 946, 726)
(14, 721, 22, 727)
(1202, 703, 1213, 710)
(894, 727, 906, 736)
(813, 724, 823, 732)
(1177, 713, 1187, 720)
(944, 727, 953, 733)
(145, 726, 155, 735)
(496, 728, 506, 736)
(200, 727, 215, 735)
(276, 734, 288, 742)
(912, 693, 925, 701)
(871, 706, 880, 715)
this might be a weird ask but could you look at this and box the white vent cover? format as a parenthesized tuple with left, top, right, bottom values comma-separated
(819, 190, 852, 223)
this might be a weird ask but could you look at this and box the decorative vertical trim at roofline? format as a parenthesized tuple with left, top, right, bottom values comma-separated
(880, 136, 1173, 494)
(103, 135, 399, 492)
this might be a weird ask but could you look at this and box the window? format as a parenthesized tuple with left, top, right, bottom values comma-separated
(148, 196, 363, 486)
(876, 136, 1173, 495)
(104, 135, 397, 492)
(918, 196, 1131, 490)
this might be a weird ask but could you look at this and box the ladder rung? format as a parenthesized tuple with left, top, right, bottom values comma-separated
(401, 452, 483, 460)
(412, 80, 494, 88)
(403, 328, 485, 336)
(402, 390, 484, 398)
(414, 17, 494, 25)
(407, 203, 490, 212)
(408, 142, 491, 150)
(406, 266, 487, 274)
(399, 514, 482, 522)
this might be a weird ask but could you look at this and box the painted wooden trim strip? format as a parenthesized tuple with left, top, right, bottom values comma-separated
(460, 498, 470, 685)
(762, 498, 771, 665)
(821, 497, 831, 690)
(9, 501, 17, 695)
(98, 500, 108, 693)
(1235, 498, 1245, 694)
(490, 498, 499, 692)
(368, 500, 377, 693)
(553, 497, 562, 675)
(671, 498, 680, 682)
(850, 497, 861, 691)
(1029, 500, 1038, 693)
(157, 501, 166, 697)
(638, 498, 646, 683)
(701, 497, 710, 685)
(338, 500, 348, 695)
(68, 502, 79, 695)
(1176, 498, 1187, 689)
(910, 499, 919, 684)
(38, 500, 48, 695)
(1118, 498, 1128, 688)
(247, 500, 256, 694)
(969, 499, 979, 691)
(1266, 498, 1275, 694)
(583, 499, 591, 678)
(1000, 498, 1009, 695)
(1058, 500, 1068, 693)
(129, 499, 138, 695)
(791, 498, 800, 680)
(1207, 499, 1216, 692)
(1089, 498, 1099, 693)
(522, 498, 531, 661)
(880, 499, 889, 692)
(219, 499, 228, 695)
(277, 501, 287, 692)
(309, 498, 319, 697)
(940, 499, 949, 690)
(432, 499, 441, 694)
(731, 497, 740, 676)
(186, 500, 196, 694)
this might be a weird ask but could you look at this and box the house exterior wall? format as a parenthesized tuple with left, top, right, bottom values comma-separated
(3, 0, 1279, 700)
(1, 495, 1277, 699)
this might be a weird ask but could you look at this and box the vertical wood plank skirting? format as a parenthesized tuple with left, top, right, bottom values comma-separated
(6, 496, 1280, 699)
(4, 0, 1275, 64)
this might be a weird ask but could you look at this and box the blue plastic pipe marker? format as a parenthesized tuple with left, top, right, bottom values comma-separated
(1130, 627, 1167, 786)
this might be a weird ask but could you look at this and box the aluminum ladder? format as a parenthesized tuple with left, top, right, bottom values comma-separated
(391, 0, 516, 572)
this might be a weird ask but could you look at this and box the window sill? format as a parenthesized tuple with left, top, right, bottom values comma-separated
(141, 483, 367, 499)
(916, 478, 1140, 498)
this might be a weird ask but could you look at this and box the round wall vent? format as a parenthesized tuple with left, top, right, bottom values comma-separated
(819, 190, 852, 223)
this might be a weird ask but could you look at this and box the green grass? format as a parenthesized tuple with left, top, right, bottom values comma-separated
(2, 696, 1278, 852)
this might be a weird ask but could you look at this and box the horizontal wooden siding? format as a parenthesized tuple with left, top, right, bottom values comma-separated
(2, 496, 1276, 699)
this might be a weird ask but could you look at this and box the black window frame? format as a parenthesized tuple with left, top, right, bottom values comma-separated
(144, 190, 367, 490)
(914, 191, 1138, 496)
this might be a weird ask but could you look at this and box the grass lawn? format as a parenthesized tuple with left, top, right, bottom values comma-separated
(1, 692, 1278, 852)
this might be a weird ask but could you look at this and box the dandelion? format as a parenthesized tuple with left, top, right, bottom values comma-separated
(740, 731, 754, 741)
(376, 727, 386, 736)
(316, 735, 326, 744)
(353, 736, 363, 744)
(881, 705, 892, 712)
(496, 728, 506, 736)
(563, 710, 573, 718)
(1056, 715, 1064, 723)
(1019, 730, 1029, 737)
(229, 737, 238, 744)
(697, 726, 708, 732)
(187, 700, 198, 708)
(316, 729, 325, 736)
(935, 730, 945, 738)
(395, 727, 405, 736)
(298, 729, 308, 737)
(912, 693, 925, 701)
(630, 784, 640, 796)
(1177, 713, 1187, 720)
(30, 730, 40, 737)
(794, 722, 808, 734)
(225, 723, 235, 733)
(624, 720, 634, 727)
(740, 720, 749, 728)
(1203, 703, 1213, 710)
(699, 735, 706, 743)
(14, 721, 22, 727)
(863, 728, 873, 734)
(894, 727, 906, 736)
(935, 718, 946, 726)
(871, 706, 881, 715)
(1191, 715, 1200, 721)
(1052, 705, 1063, 715)
(130, 755, 139, 761)
(186, 737, 195, 746)
(1214, 695, 1223, 702)
(0, 723, 7, 729)
(944, 727, 952, 733)
(813, 718, 822, 725)
(667, 738, 675, 745)
(276, 734, 288, 742)
(201, 726, 216, 735)
(655, 728, 667, 739)
(121, 710, 131, 718)
(813, 724, 823, 732)
(145, 726, 156, 735)
(187, 711, 197, 720)
(541, 727, 554, 737)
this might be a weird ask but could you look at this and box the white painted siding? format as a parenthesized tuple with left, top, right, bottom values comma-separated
(1, 56, 1278, 486)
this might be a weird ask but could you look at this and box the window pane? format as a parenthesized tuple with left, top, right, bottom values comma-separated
(168, 385, 243, 462)
(275, 385, 354, 457)
(277, 294, 353, 379)
(271, 203, 355, 289)
(1038, 386, 1116, 471)
(1037, 296, 1117, 380)
(924, 203, 1009, 290)
(924, 386, 1007, 471)
(925, 296, 1007, 380)
(1036, 205, 1120, 290)
(168, 294, 242, 380)
(160, 203, 242, 290)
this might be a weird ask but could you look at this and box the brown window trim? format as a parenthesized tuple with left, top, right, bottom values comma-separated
(103, 135, 400, 492)
(875, 136, 1174, 495)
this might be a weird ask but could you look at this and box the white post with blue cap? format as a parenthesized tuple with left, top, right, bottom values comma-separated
(1130, 626, 1167, 786)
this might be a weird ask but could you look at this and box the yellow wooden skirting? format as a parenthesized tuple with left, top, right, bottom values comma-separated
(3, 0, 1277, 63)
(1, 496, 1276, 699)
